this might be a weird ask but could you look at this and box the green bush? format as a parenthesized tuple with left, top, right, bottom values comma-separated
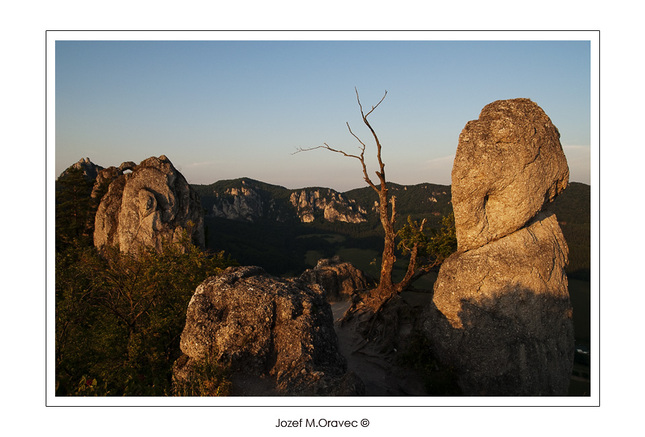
(55, 237, 236, 396)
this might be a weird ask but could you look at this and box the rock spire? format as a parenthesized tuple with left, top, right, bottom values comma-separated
(425, 98, 575, 395)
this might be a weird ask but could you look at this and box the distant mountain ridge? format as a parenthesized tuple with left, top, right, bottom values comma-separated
(192, 177, 590, 279)
(58, 158, 590, 279)
(191, 177, 454, 227)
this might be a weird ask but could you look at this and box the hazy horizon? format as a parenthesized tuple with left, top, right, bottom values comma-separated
(54, 34, 592, 192)
(59, 149, 591, 193)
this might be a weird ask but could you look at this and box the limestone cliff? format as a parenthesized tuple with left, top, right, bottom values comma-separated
(195, 179, 368, 224)
(212, 186, 266, 222)
(289, 188, 367, 223)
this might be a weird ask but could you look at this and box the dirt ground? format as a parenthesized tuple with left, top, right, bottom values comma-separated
(331, 300, 429, 396)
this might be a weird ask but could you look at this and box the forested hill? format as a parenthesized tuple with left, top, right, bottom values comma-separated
(192, 178, 590, 280)
(193, 177, 587, 229)
(549, 182, 591, 279)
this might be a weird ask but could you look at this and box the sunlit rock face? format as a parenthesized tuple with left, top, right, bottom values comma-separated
(59, 157, 104, 181)
(289, 189, 367, 224)
(425, 99, 575, 395)
(174, 266, 364, 395)
(212, 186, 265, 222)
(93, 155, 204, 254)
(298, 256, 373, 302)
(451, 98, 569, 253)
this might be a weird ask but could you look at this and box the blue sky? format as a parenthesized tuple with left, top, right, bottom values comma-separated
(55, 37, 591, 191)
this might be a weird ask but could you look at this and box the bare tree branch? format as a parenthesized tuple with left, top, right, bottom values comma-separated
(345, 122, 368, 153)
(354, 88, 388, 188)
(356, 87, 388, 119)
(295, 88, 409, 300)
(294, 131, 380, 193)
(294, 143, 360, 160)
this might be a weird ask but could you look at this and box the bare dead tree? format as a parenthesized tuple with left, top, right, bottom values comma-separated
(295, 88, 434, 310)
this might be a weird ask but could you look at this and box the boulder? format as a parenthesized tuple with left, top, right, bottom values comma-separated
(93, 155, 204, 254)
(426, 212, 574, 394)
(174, 266, 364, 395)
(425, 99, 575, 395)
(451, 98, 569, 252)
(299, 257, 373, 301)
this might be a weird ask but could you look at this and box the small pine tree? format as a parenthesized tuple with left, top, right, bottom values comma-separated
(55, 167, 96, 250)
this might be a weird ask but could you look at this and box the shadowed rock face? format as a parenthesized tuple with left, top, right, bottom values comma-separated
(451, 98, 569, 252)
(428, 212, 574, 395)
(93, 155, 204, 254)
(174, 266, 364, 395)
(426, 99, 574, 395)
(433, 212, 569, 329)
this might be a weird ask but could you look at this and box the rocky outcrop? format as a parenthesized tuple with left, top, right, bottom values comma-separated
(198, 179, 452, 227)
(203, 182, 368, 224)
(290, 189, 367, 223)
(299, 257, 373, 302)
(211, 186, 265, 222)
(59, 158, 141, 200)
(59, 157, 104, 181)
(90, 166, 123, 199)
(425, 98, 574, 395)
(429, 212, 573, 394)
(173, 266, 364, 395)
(93, 155, 205, 254)
(451, 98, 569, 252)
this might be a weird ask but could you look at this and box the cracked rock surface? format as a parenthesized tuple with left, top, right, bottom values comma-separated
(451, 98, 569, 252)
(174, 266, 364, 395)
(93, 155, 204, 254)
(425, 99, 574, 395)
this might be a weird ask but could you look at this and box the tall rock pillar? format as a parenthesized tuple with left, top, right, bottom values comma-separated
(426, 99, 575, 395)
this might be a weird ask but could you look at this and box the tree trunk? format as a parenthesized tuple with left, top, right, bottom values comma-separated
(376, 187, 396, 298)
(396, 244, 419, 294)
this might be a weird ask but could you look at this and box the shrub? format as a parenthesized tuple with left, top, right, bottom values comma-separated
(55, 237, 236, 396)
